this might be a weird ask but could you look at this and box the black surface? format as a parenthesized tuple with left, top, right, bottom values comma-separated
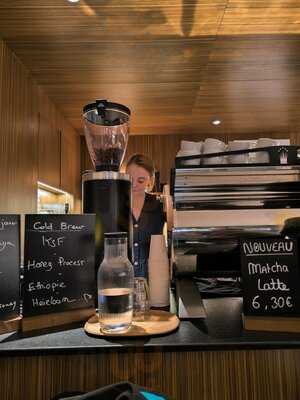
(83, 178, 132, 267)
(23, 214, 96, 317)
(0, 214, 20, 320)
(1, 297, 300, 354)
(241, 238, 300, 316)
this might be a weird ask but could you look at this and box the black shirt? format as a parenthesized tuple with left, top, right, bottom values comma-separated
(132, 193, 165, 278)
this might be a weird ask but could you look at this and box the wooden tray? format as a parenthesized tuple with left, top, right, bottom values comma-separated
(84, 310, 180, 337)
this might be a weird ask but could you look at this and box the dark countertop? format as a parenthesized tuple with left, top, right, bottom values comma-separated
(1, 297, 300, 354)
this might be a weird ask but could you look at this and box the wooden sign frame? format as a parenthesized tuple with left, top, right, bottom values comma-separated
(243, 314, 300, 333)
(0, 316, 22, 335)
(22, 308, 95, 332)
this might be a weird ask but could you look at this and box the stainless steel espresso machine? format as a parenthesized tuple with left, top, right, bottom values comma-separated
(171, 145, 300, 318)
(82, 100, 133, 272)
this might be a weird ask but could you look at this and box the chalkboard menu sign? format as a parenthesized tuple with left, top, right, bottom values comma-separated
(241, 238, 300, 316)
(0, 215, 20, 321)
(23, 214, 96, 317)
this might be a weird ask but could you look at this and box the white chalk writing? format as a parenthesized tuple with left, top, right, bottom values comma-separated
(0, 300, 17, 311)
(248, 261, 289, 275)
(27, 260, 53, 272)
(33, 221, 53, 231)
(27, 280, 66, 292)
(57, 257, 85, 267)
(60, 222, 85, 231)
(42, 236, 65, 247)
(0, 220, 17, 230)
(0, 240, 15, 252)
(258, 278, 290, 292)
(32, 296, 76, 307)
(83, 293, 93, 303)
(243, 241, 293, 255)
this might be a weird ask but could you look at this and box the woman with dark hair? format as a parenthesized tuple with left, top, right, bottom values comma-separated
(126, 154, 165, 278)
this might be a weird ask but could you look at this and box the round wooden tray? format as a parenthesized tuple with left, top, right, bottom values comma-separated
(84, 310, 180, 337)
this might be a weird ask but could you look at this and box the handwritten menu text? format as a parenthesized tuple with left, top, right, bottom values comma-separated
(23, 214, 95, 317)
(241, 238, 300, 316)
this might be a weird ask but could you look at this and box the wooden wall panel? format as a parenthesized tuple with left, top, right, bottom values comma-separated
(37, 87, 62, 188)
(222, 3, 300, 35)
(0, 38, 81, 214)
(0, 40, 3, 99)
(0, 348, 300, 400)
(0, 39, 39, 214)
(80, 136, 93, 173)
(61, 120, 81, 211)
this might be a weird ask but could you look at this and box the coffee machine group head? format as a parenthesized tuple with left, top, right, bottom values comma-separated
(82, 100, 132, 270)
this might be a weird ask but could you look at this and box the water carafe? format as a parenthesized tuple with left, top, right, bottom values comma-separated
(98, 232, 134, 334)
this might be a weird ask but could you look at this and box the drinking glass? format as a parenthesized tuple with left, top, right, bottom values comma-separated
(133, 277, 150, 320)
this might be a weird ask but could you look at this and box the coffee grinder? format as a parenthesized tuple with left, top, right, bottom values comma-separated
(82, 100, 132, 270)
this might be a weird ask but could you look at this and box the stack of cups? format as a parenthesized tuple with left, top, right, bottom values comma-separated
(254, 138, 276, 163)
(202, 138, 226, 165)
(176, 140, 202, 166)
(148, 234, 170, 307)
(227, 141, 251, 164)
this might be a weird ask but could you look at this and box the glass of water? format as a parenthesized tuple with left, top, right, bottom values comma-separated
(133, 277, 150, 320)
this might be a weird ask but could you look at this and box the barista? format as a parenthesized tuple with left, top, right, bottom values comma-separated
(126, 154, 165, 278)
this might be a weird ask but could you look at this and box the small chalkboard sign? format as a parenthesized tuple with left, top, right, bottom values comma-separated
(23, 214, 96, 328)
(241, 238, 300, 316)
(0, 215, 20, 322)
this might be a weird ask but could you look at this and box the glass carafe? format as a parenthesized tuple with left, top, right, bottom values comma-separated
(97, 232, 134, 333)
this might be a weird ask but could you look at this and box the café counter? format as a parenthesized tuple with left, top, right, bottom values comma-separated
(0, 297, 300, 400)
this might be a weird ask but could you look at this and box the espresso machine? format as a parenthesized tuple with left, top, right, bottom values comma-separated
(171, 145, 300, 318)
(82, 100, 133, 271)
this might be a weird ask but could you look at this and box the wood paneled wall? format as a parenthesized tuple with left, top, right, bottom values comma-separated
(0, 38, 81, 214)
(37, 89, 61, 189)
(82, 131, 295, 184)
(0, 39, 39, 214)
(1, 348, 300, 400)
(61, 120, 81, 211)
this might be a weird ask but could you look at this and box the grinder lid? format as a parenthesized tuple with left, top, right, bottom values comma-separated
(83, 99, 131, 126)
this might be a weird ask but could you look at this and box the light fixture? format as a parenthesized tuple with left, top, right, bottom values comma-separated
(37, 181, 69, 195)
(67, 0, 80, 3)
(212, 119, 221, 126)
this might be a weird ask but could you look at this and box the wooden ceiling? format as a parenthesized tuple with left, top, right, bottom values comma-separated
(1, 0, 300, 136)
